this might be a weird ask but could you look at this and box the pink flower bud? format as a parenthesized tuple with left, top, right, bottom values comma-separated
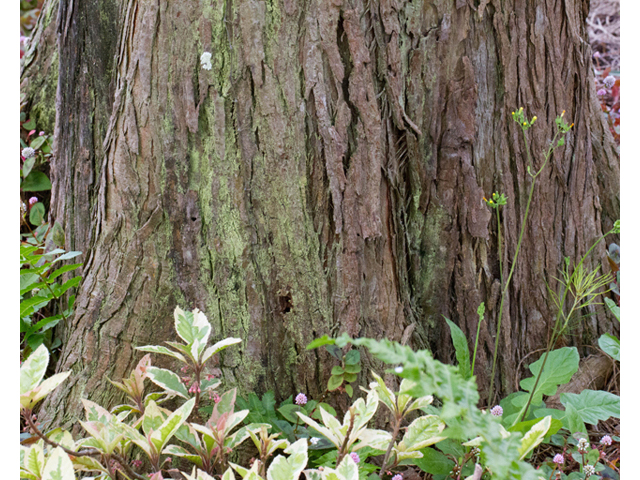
(29, 197, 38, 206)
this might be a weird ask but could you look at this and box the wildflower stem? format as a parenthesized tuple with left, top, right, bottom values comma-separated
(488, 120, 563, 404)
(380, 412, 402, 475)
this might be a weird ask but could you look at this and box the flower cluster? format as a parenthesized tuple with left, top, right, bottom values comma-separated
(484, 191, 507, 209)
(511, 107, 537, 131)
(349, 452, 360, 464)
(22, 147, 35, 159)
(295, 393, 308, 405)
(490, 405, 503, 416)
(553, 453, 564, 465)
(577, 438, 590, 453)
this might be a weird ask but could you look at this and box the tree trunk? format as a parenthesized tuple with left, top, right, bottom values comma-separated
(41, 0, 619, 426)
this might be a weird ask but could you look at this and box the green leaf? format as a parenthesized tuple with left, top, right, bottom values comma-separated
(343, 372, 358, 383)
(518, 416, 551, 459)
(327, 374, 343, 391)
(50, 276, 82, 297)
(26, 444, 45, 477)
(146, 366, 190, 399)
(344, 350, 360, 365)
(400, 415, 446, 451)
(587, 448, 600, 465)
(344, 384, 353, 397)
(278, 404, 304, 424)
(48, 263, 83, 282)
(343, 363, 361, 374)
(306, 335, 336, 350)
(22, 171, 52, 192)
(201, 337, 242, 364)
(41, 448, 75, 480)
(267, 438, 308, 480)
(559, 390, 620, 425)
(23, 157, 36, 178)
(414, 447, 455, 475)
(509, 417, 562, 441)
(563, 403, 587, 436)
(23, 118, 36, 130)
(30, 136, 46, 150)
(520, 348, 579, 405)
(20, 273, 40, 293)
(331, 365, 344, 375)
(604, 298, 620, 322)
(20, 344, 49, 395)
(444, 317, 472, 379)
(150, 397, 196, 452)
(173, 306, 212, 347)
(598, 333, 620, 361)
(21, 371, 71, 410)
(29, 203, 45, 226)
(52, 251, 83, 263)
(136, 345, 186, 363)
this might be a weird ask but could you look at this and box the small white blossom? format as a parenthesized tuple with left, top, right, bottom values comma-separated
(603, 75, 616, 88)
(577, 438, 590, 453)
(200, 52, 212, 70)
(394, 366, 403, 374)
(310, 437, 320, 445)
(583, 464, 595, 477)
(22, 147, 36, 159)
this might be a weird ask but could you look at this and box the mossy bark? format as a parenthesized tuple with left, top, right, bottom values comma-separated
(42, 0, 619, 426)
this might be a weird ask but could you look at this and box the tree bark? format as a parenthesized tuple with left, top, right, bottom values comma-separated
(41, 0, 619, 426)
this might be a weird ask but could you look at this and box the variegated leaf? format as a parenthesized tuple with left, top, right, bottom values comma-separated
(41, 447, 75, 480)
(136, 345, 186, 364)
(150, 397, 196, 452)
(201, 338, 242, 365)
(20, 345, 48, 395)
(518, 416, 551, 460)
(162, 445, 204, 467)
(146, 366, 190, 399)
(174, 307, 211, 346)
(296, 411, 340, 447)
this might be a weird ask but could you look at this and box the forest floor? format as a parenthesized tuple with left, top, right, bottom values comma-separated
(587, 0, 620, 144)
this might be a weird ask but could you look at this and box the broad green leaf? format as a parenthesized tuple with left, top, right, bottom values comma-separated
(136, 345, 186, 363)
(399, 415, 446, 450)
(327, 375, 343, 391)
(560, 390, 620, 425)
(604, 298, 620, 322)
(598, 333, 620, 361)
(343, 364, 361, 374)
(414, 447, 455, 475)
(150, 397, 196, 452)
(20, 344, 49, 394)
(50, 276, 82, 297)
(29, 203, 45, 226)
(22, 171, 52, 191)
(174, 306, 211, 346)
(41, 447, 75, 480)
(20, 273, 40, 293)
(222, 468, 237, 480)
(444, 317, 472, 379)
(344, 350, 360, 365)
(278, 404, 304, 424)
(72, 456, 109, 474)
(563, 403, 587, 436)
(331, 366, 344, 375)
(146, 366, 190, 399)
(201, 337, 242, 364)
(509, 417, 562, 441)
(520, 348, 579, 404)
(27, 315, 63, 335)
(344, 384, 353, 397)
(343, 373, 357, 383)
(518, 416, 551, 459)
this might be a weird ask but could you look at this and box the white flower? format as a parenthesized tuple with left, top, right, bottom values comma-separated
(310, 437, 320, 445)
(200, 52, 212, 70)
(394, 366, 404, 374)
(22, 147, 36, 159)
(603, 75, 616, 88)
(577, 438, 590, 453)
(583, 464, 595, 477)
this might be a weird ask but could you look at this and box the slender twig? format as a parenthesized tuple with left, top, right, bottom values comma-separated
(335, 411, 355, 467)
(380, 412, 402, 474)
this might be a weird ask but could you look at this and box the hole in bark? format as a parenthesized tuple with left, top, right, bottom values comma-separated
(278, 292, 293, 314)
(191, 217, 197, 222)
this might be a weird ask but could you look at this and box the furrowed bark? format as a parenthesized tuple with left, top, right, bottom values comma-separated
(41, 0, 619, 426)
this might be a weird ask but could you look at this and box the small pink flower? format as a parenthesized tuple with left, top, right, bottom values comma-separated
(597, 88, 607, 96)
(553, 453, 564, 465)
(295, 393, 308, 406)
(350, 452, 360, 464)
(131, 460, 143, 469)
(490, 405, 503, 416)
(212, 392, 221, 403)
(392, 475, 403, 480)
(39, 131, 45, 136)
(29, 197, 38, 206)
(593, 51, 601, 58)
(600, 435, 612, 446)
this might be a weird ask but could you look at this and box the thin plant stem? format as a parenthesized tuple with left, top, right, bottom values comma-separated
(471, 317, 482, 376)
(380, 412, 402, 474)
(488, 125, 561, 404)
